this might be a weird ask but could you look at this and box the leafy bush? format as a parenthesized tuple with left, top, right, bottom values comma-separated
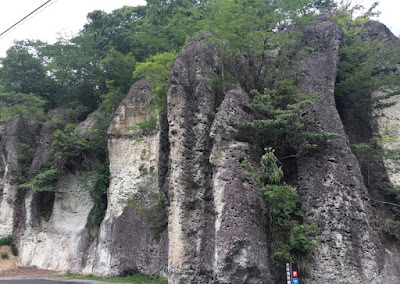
(133, 52, 177, 114)
(1, 252, 9, 259)
(51, 123, 89, 162)
(243, 81, 338, 152)
(0, 92, 46, 123)
(242, 148, 318, 265)
(0, 236, 18, 256)
(10, 243, 18, 256)
(81, 164, 109, 234)
(127, 116, 158, 138)
(0, 236, 12, 246)
(19, 168, 60, 193)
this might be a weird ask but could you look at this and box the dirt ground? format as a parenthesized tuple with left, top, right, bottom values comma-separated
(0, 246, 61, 278)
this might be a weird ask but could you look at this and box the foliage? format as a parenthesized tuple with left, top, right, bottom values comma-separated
(211, 67, 239, 95)
(0, 92, 46, 123)
(0, 236, 13, 246)
(243, 82, 338, 151)
(65, 272, 168, 284)
(0, 236, 18, 256)
(133, 52, 177, 114)
(1, 252, 9, 259)
(127, 190, 167, 236)
(51, 123, 89, 163)
(128, 117, 159, 138)
(19, 168, 60, 193)
(0, 41, 54, 102)
(200, 0, 316, 60)
(100, 49, 136, 114)
(333, 7, 400, 119)
(80, 164, 109, 233)
(242, 148, 318, 265)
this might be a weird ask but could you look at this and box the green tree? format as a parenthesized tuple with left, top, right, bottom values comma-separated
(333, 6, 400, 119)
(0, 92, 45, 123)
(133, 52, 177, 114)
(100, 49, 136, 113)
(243, 148, 318, 265)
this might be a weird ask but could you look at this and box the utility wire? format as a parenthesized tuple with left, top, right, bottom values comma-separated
(0, 0, 57, 40)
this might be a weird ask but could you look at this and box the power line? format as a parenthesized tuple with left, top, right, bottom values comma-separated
(0, 0, 58, 40)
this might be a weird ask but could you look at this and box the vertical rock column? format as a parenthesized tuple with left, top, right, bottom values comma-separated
(0, 118, 25, 238)
(167, 35, 272, 283)
(167, 35, 217, 283)
(209, 89, 272, 283)
(93, 79, 167, 276)
(296, 18, 381, 283)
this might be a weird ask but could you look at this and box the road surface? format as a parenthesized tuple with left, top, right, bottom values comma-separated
(0, 280, 94, 284)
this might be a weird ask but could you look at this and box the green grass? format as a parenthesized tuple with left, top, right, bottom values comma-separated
(1, 252, 9, 259)
(0, 236, 18, 256)
(65, 273, 168, 284)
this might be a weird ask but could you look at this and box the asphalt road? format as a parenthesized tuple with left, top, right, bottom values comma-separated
(0, 280, 90, 284)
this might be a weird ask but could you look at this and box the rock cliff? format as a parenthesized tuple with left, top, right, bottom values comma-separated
(295, 18, 381, 283)
(166, 35, 271, 283)
(93, 79, 168, 277)
(1, 17, 400, 284)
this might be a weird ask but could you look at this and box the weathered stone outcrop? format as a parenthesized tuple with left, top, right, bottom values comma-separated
(0, 118, 26, 238)
(18, 173, 94, 272)
(167, 34, 271, 283)
(295, 18, 381, 283)
(30, 108, 70, 172)
(209, 89, 271, 283)
(2, 16, 400, 284)
(18, 112, 98, 272)
(93, 79, 168, 277)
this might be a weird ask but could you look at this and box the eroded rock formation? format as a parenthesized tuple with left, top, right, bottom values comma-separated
(166, 35, 271, 283)
(1, 17, 400, 284)
(93, 79, 168, 277)
(295, 18, 381, 283)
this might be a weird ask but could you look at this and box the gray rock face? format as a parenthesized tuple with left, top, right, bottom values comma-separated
(167, 34, 272, 283)
(0, 118, 26, 237)
(30, 108, 70, 172)
(93, 79, 168, 277)
(295, 18, 381, 282)
(209, 89, 271, 284)
(18, 111, 100, 273)
(2, 17, 400, 284)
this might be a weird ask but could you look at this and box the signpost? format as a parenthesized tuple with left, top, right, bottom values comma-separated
(285, 262, 292, 284)
(285, 262, 300, 284)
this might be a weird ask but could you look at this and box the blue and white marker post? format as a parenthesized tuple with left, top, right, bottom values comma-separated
(285, 262, 292, 284)
(285, 262, 300, 284)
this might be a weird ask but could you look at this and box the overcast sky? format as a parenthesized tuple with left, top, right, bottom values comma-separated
(0, 0, 399, 58)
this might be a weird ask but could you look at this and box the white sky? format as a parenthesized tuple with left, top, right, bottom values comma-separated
(0, 0, 145, 57)
(0, 0, 399, 58)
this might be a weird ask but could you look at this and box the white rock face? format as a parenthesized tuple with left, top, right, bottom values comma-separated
(0, 167, 18, 238)
(19, 174, 93, 272)
(0, 119, 24, 239)
(93, 79, 167, 276)
(93, 134, 160, 276)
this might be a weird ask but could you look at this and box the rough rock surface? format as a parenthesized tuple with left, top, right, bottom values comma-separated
(17, 111, 101, 273)
(92, 79, 167, 277)
(167, 34, 271, 283)
(295, 18, 381, 283)
(30, 108, 70, 172)
(0, 118, 26, 238)
(209, 89, 271, 283)
(18, 173, 93, 272)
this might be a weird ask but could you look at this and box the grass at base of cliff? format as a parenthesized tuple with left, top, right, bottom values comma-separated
(64, 273, 168, 283)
